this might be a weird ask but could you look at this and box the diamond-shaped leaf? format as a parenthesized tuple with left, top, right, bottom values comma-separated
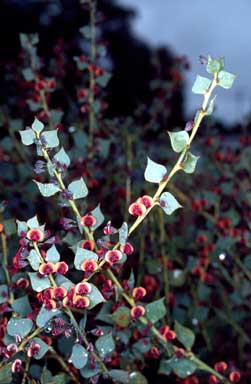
(182, 152, 199, 174)
(168, 131, 189, 153)
(41, 130, 59, 148)
(159, 192, 182, 215)
(174, 321, 195, 351)
(74, 248, 98, 270)
(88, 284, 106, 309)
(119, 222, 128, 246)
(145, 298, 166, 323)
(53, 147, 70, 168)
(144, 157, 167, 183)
(36, 305, 61, 327)
(206, 56, 224, 74)
(46, 245, 60, 263)
(95, 333, 115, 357)
(218, 70, 236, 89)
(28, 272, 51, 292)
(32, 118, 44, 133)
(7, 318, 33, 338)
(20, 129, 36, 145)
(70, 344, 89, 369)
(34, 181, 61, 197)
(192, 75, 211, 94)
(12, 296, 32, 316)
(32, 337, 49, 360)
(90, 204, 104, 230)
(68, 178, 88, 199)
(28, 249, 41, 270)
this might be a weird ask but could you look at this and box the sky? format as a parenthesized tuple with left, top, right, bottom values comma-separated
(118, 0, 251, 125)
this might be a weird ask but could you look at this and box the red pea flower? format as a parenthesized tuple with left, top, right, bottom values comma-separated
(128, 202, 147, 217)
(27, 228, 44, 242)
(105, 250, 122, 264)
(130, 305, 145, 319)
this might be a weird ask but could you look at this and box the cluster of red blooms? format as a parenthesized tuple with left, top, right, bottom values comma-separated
(128, 195, 154, 217)
(208, 361, 241, 383)
(191, 234, 214, 283)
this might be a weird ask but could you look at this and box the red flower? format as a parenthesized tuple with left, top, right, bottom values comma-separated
(39, 262, 56, 275)
(51, 286, 67, 299)
(229, 372, 241, 383)
(80, 215, 97, 227)
(120, 242, 134, 255)
(105, 250, 122, 264)
(11, 359, 23, 373)
(137, 195, 154, 209)
(73, 295, 90, 308)
(214, 361, 228, 373)
(128, 202, 146, 217)
(27, 228, 44, 242)
(130, 305, 145, 319)
(75, 282, 92, 295)
(81, 260, 98, 272)
(55, 261, 69, 275)
(81, 240, 95, 251)
(132, 287, 147, 300)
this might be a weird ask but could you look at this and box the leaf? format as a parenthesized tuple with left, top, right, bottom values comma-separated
(109, 370, 129, 383)
(32, 117, 44, 133)
(129, 372, 148, 384)
(168, 130, 189, 153)
(16, 219, 28, 235)
(174, 321, 195, 350)
(22, 67, 35, 81)
(145, 298, 167, 323)
(27, 215, 40, 229)
(7, 317, 33, 338)
(70, 344, 88, 369)
(0, 364, 12, 384)
(144, 157, 167, 183)
(0, 285, 8, 304)
(112, 306, 130, 327)
(80, 362, 102, 378)
(41, 130, 59, 148)
(96, 73, 112, 87)
(159, 192, 182, 215)
(53, 147, 70, 168)
(95, 333, 115, 357)
(32, 337, 49, 359)
(28, 249, 41, 271)
(46, 245, 60, 263)
(36, 305, 61, 327)
(20, 129, 36, 145)
(182, 152, 199, 174)
(34, 181, 61, 197)
(88, 284, 106, 309)
(169, 269, 186, 287)
(48, 373, 70, 384)
(28, 272, 51, 292)
(206, 56, 224, 74)
(90, 204, 104, 230)
(12, 296, 32, 316)
(206, 95, 217, 115)
(218, 70, 236, 89)
(68, 178, 88, 199)
(159, 357, 197, 378)
(119, 222, 128, 246)
(192, 75, 211, 94)
(74, 248, 98, 270)
(172, 358, 197, 378)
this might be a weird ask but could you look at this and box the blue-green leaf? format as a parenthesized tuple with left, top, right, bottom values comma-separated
(41, 130, 59, 148)
(144, 157, 167, 183)
(28, 249, 41, 270)
(28, 272, 51, 292)
(32, 337, 49, 360)
(0, 285, 8, 304)
(34, 181, 61, 197)
(46, 245, 60, 263)
(192, 75, 211, 94)
(20, 129, 36, 145)
(174, 321, 195, 351)
(36, 305, 61, 327)
(206, 95, 217, 116)
(119, 222, 128, 246)
(95, 333, 115, 357)
(168, 130, 189, 153)
(7, 318, 33, 338)
(70, 344, 88, 369)
(90, 204, 104, 230)
(74, 248, 98, 270)
(206, 56, 224, 74)
(32, 118, 44, 133)
(53, 147, 70, 168)
(16, 219, 28, 235)
(159, 192, 182, 215)
(88, 284, 106, 309)
(96, 73, 112, 87)
(145, 298, 166, 323)
(68, 178, 88, 199)
(218, 70, 236, 89)
(182, 152, 199, 174)
(12, 296, 32, 316)
(27, 215, 40, 229)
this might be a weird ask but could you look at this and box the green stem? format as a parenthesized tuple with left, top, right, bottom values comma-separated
(1, 232, 14, 304)
(49, 347, 79, 383)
